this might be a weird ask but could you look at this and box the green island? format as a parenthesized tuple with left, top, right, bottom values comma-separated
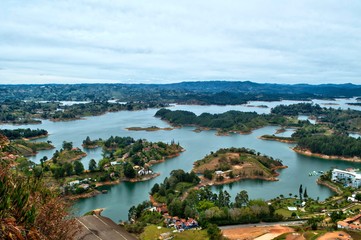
(82, 136, 102, 149)
(260, 103, 361, 161)
(156, 103, 361, 161)
(154, 108, 294, 134)
(126, 126, 174, 131)
(193, 148, 286, 185)
(0, 128, 54, 157)
(0, 100, 168, 124)
(45, 136, 183, 199)
(0, 128, 48, 140)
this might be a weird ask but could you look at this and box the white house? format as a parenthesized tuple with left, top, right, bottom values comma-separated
(68, 180, 80, 187)
(332, 169, 361, 188)
(138, 168, 153, 176)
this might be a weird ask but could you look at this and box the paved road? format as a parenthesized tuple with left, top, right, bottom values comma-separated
(219, 220, 306, 230)
(74, 215, 137, 240)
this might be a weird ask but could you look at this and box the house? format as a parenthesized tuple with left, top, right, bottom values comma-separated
(337, 213, 361, 230)
(138, 168, 153, 176)
(69, 180, 80, 187)
(165, 216, 198, 230)
(332, 169, 361, 188)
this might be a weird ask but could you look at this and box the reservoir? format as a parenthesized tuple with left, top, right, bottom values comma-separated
(1, 98, 360, 221)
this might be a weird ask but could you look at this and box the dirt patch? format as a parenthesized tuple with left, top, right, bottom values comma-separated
(317, 231, 352, 240)
(222, 225, 294, 240)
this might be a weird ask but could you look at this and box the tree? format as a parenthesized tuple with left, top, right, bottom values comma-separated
(74, 161, 84, 175)
(63, 162, 73, 176)
(62, 141, 73, 151)
(124, 162, 136, 178)
(168, 199, 184, 217)
(234, 190, 249, 208)
(88, 159, 97, 171)
(299, 184, 303, 202)
(150, 183, 160, 195)
(303, 188, 308, 199)
(40, 156, 48, 167)
(207, 224, 222, 240)
(355, 193, 361, 201)
(204, 169, 213, 180)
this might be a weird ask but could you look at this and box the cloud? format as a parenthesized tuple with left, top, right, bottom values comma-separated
(0, 0, 360, 84)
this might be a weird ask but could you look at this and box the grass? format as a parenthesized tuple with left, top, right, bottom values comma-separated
(140, 225, 208, 240)
(140, 225, 170, 240)
(275, 208, 293, 218)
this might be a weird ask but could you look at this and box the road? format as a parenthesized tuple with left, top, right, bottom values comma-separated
(74, 215, 137, 240)
(219, 220, 306, 230)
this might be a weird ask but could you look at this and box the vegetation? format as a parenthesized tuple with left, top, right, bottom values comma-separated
(155, 109, 288, 133)
(126, 126, 173, 131)
(0, 128, 48, 140)
(82, 136, 101, 149)
(193, 147, 285, 183)
(0, 100, 168, 124)
(1, 82, 360, 104)
(296, 135, 361, 158)
(0, 135, 76, 239)
(132, 169, 284, 231)
(101, 136, 183, 169)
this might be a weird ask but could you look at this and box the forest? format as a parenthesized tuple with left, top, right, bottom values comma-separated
(296, 135, 361, 158)
(0, 128, 48, 140)
(155, 109, 288, 133)
(1, 82, 360, 103)
(0, 100, 167, 124)
(131, 169, 283, 232)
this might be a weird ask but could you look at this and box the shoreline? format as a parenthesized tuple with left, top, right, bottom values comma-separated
(66, 173, 162, 201)
(125, 126, 174, 131)
(198, 166, 287, 187)
(258, 136, 296, 144)
(316, 179, 342, 195)
(22, 134, 49, 141)
(82, 144, 100, 149)
(292, 147, 361, 162)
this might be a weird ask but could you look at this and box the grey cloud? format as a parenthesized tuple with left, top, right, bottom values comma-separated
(0, 0, 360, 84)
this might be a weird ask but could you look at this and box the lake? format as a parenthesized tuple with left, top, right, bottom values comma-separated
(1, 98, 360, 222)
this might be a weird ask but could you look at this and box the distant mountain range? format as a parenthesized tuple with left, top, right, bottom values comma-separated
(0, 81, 360, 103)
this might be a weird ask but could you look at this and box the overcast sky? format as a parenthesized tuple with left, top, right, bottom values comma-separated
(1, 1, 361, 84)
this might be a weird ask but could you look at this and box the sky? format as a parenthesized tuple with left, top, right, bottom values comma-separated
(0, 0, 361, 85)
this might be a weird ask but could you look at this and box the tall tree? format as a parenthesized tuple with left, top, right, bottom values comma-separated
(74, 161, 84, 175)
(234, 190, 249, 208)
(303, 187, 308, 199)
(62, 141, 73, 151)
(299, 184, 303, 202)
(124, 162, 136, 178)
(88, 159, 97, 171)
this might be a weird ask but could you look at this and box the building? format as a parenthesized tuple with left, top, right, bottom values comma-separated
(337, 213, 361, 230)
(331, 169, 361, 188)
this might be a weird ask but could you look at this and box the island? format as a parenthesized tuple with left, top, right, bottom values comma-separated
(259, 103, 361, 161)
(126, 126, 173, 131)
(0, 128, 49, 140)
(42, 136, 185, 199)
(193, 147, 286, 185)
(0, 100, 169, 124)
(154, 108, 293, 134)
(0, 128, 54, 156)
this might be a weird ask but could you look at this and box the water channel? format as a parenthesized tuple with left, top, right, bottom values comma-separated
(1, 98, 360, 221)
